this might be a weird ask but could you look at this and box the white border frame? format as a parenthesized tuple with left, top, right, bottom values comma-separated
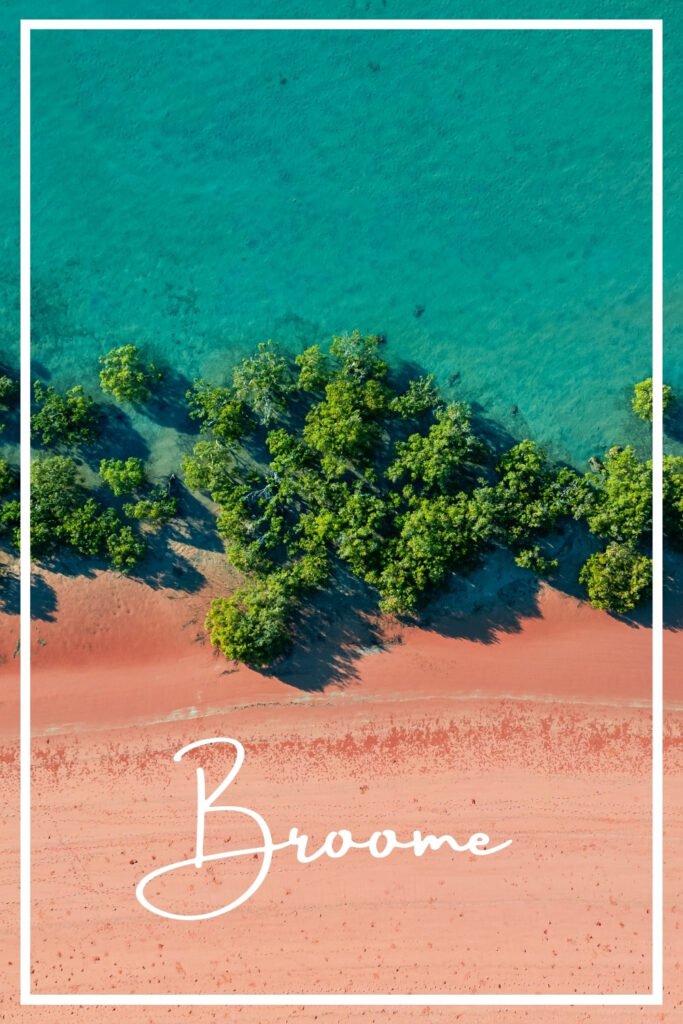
(19, 18, 664, 1008)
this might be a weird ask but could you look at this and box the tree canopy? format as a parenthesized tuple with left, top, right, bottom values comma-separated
(232, 341, 293, 425)
(15, 336, 670, 662)
(0, 372, 18, 431)
(0, 458, 19, 549)
(180, 332, 660, 664)
(578, 542, 652, 615)
(100, 457, 146, 496)
(32, 383, 99, 446)
(387, 402, 482, 494)
(0, 459, 15, 497)
(186, 380, 248, 442)
(205, 577, 292, 666)
(31, 455, 146, 573)
(584, 446, 651, 544)
(99, 344, 162, 403)
(631, 377, 673, 423)
(124, 485, 178, 526)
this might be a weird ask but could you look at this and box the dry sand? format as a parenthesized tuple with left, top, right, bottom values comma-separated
(0, 565, 682, 1022)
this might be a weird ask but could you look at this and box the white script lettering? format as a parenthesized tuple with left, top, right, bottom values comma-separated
(136, 737, 512, 921)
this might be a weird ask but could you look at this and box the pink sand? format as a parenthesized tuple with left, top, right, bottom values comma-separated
(1, 568, 682, 1021)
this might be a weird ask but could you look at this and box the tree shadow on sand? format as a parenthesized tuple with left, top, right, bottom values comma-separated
(166, 484, 224, 553)
(259, 549, 545, 692)
(135, 528, 207, 593)
(263, 568, 386, 692)
(0, 567, 19, 617)
(33, 522, 207, 598)
(418, 557, 543, 647)
(261, 559, 545, 693)
(30, 572, 57, 621)
(259, 519, 661, 692)
(130, 483, 226, 591)
(664, 548, 683, 632)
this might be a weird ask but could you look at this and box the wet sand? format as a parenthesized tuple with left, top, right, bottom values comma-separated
(1, 568, 682, 1021)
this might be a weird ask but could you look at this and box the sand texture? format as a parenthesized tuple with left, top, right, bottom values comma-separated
(0, 571, 681, 1021)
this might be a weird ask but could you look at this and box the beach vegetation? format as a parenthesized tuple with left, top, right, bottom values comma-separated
(386, 402, 482, 493)
(99, 457, 146, 496)
(486, 442, 589, 546)
(32, 382, 99, 446)
(205, 577, 292, 666)
(186, 380, 248, 442)
(303, 376, 386, 476)
(123, 486, 178, 526)
(578, 542, 651, 615)
(182, 439, 236, 494)
(330, 330, 388, 382)
(389, 374, 440, 418)
(105, 524, 147, 573)
(177, 333, 662, 663)
(584, 445, 651, 544)
(376, 493, 492, 615)
(295, 345, 331, 393)
(0, 374, 17, 406)
(0, 498, 20, 548)
(22, 331, 663, 665)
(30, 454, 146, 572)
(61, 499, 121, 557)
(232, 341, 292, 425)
(0, 373, 18, 428)
(514, 546, 558, 575)
(30, 455, 83, 554)
(330, 484, 390, 585)
(0, 458, 16, 496)
(631, 377, 673, 422)
(99, 344, 162, 403)
(0, 460, 20, 549)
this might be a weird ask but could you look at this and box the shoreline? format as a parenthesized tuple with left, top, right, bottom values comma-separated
(0, 568, 667, 738)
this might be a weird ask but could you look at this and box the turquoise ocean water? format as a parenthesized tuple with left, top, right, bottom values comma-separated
(1, 1, 682, 475)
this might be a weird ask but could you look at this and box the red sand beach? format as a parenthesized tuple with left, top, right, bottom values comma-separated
(1, 565, 682, 1022)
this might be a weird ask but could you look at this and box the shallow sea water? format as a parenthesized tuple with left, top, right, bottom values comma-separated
(0, 5, 680, 474)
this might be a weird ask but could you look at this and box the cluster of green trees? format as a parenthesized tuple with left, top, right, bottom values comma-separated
(32, 382, 99, 445)
(0, 370, 18, 430)
(31, 456, 146, 571)
(180, 335, 677, 666)
(0, 369, 19, 554)
(99, 457, 178, 524)
(631, 377, 673, 423)
(30, 344, 164, 452)
(99, 344, 162, 403)
(6, 337, 681, 666)
(21, 346, 173, 575)
(0, 457, 19, 550)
